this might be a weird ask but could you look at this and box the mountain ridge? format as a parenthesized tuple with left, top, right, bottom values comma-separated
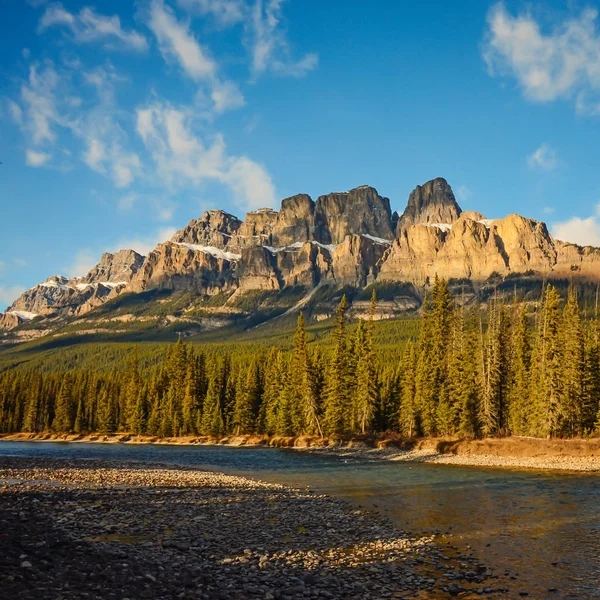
(2, 177, 600, 338)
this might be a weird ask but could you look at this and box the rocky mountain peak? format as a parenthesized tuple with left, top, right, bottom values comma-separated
(83, 249, 145, 284)
(396, 177, 462, 234)
(314, 185, 394, 245)
(171, 210, 242, 249)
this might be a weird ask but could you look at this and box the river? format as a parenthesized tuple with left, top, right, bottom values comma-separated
(0, 441, 597, 599)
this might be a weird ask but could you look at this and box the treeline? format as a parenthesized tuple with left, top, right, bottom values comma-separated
(1, 279, 600, 439)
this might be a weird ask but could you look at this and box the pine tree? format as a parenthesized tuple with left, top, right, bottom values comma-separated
(260, 349, 284, 435)
(530, 285, 562, 437)
(355, 292, 378, 434)
(506, 303, 530, 434)
(480, 297, 507, 436)
(201, 364, 225, 437)
(560, 286, 585, 437)
(323, 295, 350, 435)
(53, 373, 75, 432)
(293, 313, 322, 437)
(398, 342, 417, 437)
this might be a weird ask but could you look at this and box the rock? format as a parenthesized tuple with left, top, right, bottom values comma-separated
(171, 210, 242, 249)
(6, 175, 600, 335)
(396, 177, 462, 234)
(21, 561, 32, 568)
(314, 186, 394, 245)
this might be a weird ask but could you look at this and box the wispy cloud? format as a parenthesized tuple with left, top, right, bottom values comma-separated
(80, 65, 142, 188)
(211, 79, 246, 113)
(483, 4, 600, 114)
(247, 0, 318, 78)
(527, 143, 560, 171)
(136, 101, 276, 210)
(25, 149, 52, 166)
(176, 0, 246, 27)
(149, 0, 217, 81)
(552, 204, 600, 247)
(0, 285, 27, 308)
(456, 184, 472, 204)
(65, 250, 98, 278)
(20, 63, 69, 146)
(118, 192, 175, 222)
(39, 3, 148, 52)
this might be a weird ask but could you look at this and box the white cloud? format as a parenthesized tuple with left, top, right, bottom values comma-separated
(65, 250, 98, 278)
(39, 3, 148, 52)
(527, 143, 560, 170)
(118, 192, 174, 222)
(25, 149, 52, 167)
(176, 0, 246, 27)
(7, 100, 23, 125)
(113, 153, 142, 188)
(247, 0, 318, 78)
(136, 101, 276, 210)
(0, 285, 26, 308)
(13, 259, 29, 268)
(552, 213, 600, 247)
(20, 63, 66, 145)
(456, 184, 472, 204)
(118, 192, 139, 211)
(149, 0, 217, 81)
(211, 79, 246, 113)
(543, 206, 556, 215)
(83, 138, 106, 171)
(483, 4, 600, 113)
(79, 66, 142, 188)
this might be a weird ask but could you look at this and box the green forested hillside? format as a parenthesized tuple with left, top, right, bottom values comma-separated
(1, 278, 599, 439)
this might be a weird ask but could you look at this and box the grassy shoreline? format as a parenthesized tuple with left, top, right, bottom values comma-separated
(2, 432, 600, 473)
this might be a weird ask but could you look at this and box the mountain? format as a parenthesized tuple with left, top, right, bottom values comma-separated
(2, 177, 600, 341)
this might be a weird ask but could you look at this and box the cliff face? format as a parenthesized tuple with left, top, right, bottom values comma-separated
(396, 177, 461, 234)
(314, 186, 395, 244)
(377, 212, 596, 285)
(82, 250, 145, 284)
(1, 249, 144, 326)
(171, 210, 241, 248)
(4, 177, 600, 332)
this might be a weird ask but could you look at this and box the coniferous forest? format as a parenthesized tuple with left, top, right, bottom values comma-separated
(1, 278, 600, 440)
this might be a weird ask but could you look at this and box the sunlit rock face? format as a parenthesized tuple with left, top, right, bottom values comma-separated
(4, 176, 600, 332)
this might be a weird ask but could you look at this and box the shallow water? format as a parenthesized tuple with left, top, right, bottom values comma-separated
(1, 441, 598, 599)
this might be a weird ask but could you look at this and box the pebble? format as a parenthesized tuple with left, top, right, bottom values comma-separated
(0, 456, 507, 599)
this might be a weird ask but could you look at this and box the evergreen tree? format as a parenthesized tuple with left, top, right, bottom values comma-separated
(398, 342, 417, 437)
(507, 304, 531, 435)
(201, 364, 225, 437)
(530, 285, 562, 437)
(53, 373, 75, 432)
(560, 286, 585, 437)
(323, 295, 350, 435)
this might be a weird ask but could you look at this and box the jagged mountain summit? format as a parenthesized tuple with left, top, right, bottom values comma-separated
(2, 177, 600, 337)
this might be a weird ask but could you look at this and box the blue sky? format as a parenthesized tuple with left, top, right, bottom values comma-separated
(1, 0, 600, 309)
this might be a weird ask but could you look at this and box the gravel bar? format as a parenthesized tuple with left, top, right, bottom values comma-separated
(0, 456, 510, 599)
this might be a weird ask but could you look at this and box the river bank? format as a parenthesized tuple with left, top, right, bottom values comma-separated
(3, 432, 600, 472)
(0, 456, 509, 599)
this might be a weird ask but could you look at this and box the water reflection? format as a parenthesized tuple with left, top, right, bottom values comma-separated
(0, 441, 598, 598)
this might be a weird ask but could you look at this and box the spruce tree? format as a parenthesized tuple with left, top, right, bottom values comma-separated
(53, 373, 75, 432)
(323, 295, 350, 435)
(398, 342, 417, 437)
(293, 313, 322, 437)
(560, 286, 585, 437)
(507, 303, 531, 435)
